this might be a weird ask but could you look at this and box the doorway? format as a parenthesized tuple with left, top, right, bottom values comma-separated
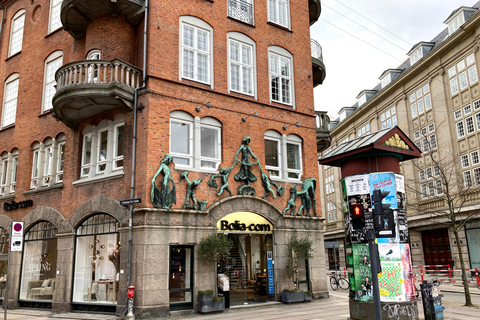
(169, 246, 194, 311)
(421, 229, 452, 269)
(219, 234, 273, 306)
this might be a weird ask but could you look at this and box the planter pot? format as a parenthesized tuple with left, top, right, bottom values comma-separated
(304, 293, 312, 301)
(281, 291, 305, 304)
(198, 293, 225, 313)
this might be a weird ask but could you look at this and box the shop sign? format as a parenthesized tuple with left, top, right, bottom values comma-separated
(217, 212, 273, 233)
(11, 221, 24, 252)
(4, 199, 33, 211)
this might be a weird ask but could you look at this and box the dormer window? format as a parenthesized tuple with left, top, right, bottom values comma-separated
(408, 42, 434, 65)
(379, 69, 402, 89)
(356, 90, 376, 106)
(445, 7, 477, 36)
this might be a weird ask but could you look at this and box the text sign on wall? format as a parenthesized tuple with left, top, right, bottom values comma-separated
(217, 212, 273, 233)
(11, 221, 24, 252)
(267, 251, 274, 294)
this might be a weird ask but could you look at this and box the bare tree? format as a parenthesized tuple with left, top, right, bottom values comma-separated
(405, 129, 479, 307)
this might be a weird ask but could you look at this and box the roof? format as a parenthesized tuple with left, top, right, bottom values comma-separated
(331, 1, 480, 126)
(318, 126, 421, 167)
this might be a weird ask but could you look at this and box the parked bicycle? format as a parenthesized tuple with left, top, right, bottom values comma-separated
(329, 272, 349, 290)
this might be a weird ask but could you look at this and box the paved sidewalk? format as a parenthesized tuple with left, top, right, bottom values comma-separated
(3, 287, 480, 320)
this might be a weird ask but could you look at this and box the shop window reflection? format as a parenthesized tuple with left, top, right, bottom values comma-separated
(73, 214, 120, 304)
(19, 221, 58, 301)
(0, 228, 8, 299)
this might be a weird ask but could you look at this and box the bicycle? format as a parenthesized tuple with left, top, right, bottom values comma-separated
(329, 272, 349, 290)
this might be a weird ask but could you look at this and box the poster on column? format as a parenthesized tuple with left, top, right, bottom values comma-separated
(352, 244, 373, 302)
(400, 243, 416, 301)
(377, 239, 406, 301)
(369, 173, 398, 209)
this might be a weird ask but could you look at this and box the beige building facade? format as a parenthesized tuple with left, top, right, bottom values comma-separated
(320, 3, 480, 275)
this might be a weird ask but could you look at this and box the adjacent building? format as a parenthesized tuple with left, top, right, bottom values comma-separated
(0, 0, 328, 317)
(320, 2, 480, 275)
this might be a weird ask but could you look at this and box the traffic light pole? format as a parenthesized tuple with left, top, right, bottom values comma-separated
(367, 230, 382, 320)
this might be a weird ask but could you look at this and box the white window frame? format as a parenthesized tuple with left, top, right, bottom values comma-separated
(268, 46, 294, 107)
(169, 111, 222, 172)
(474, 168, 480, 186)
(0, 150, 18, 197)
(264, 130, 302, 182)
(8, 10, 25, 57)
(471, 151, 479, 166)
(267, 0, 290, 29)
(42, 51, 63, 113)
(227, 32, 257, 98)
(456, 120, 465, 138)
(48, 0, 63, 34)
(75, 115, 125, 185)
(2, 73, 20, 128)
(30, 135, 65, 190)
(179, 16, 214, 88)
(113, 123, 125, 171)
(461, 154, 470, 168)
(464, 170, 473, 188)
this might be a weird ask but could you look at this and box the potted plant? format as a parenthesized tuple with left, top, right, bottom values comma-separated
(197, 233, 233, 313)
(282, 235, 313, 303)
(197, 290, 225, 313)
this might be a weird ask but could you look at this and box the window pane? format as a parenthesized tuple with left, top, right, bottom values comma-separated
(265, 140, 279, 167)
(200, 126, 218, 159)
(98, 130, 108, 172)
(171, 121, 190, 155)
(286, 143, 300, 170)
(115, 126, 124, 158)
(3, 79, 19, 127)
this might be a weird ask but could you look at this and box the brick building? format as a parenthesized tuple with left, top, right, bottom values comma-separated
(0, 0, 328, 317)
(319, 2, 480, 277)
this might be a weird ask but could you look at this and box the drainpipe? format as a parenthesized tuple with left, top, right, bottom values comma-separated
(126, 0, 148, 319)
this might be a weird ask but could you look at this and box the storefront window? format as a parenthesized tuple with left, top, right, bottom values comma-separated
(466, 220, 480, 270)
(19, 221, 58, 301)
(72, 214, 119, 304)
(0, 228, 8, 299)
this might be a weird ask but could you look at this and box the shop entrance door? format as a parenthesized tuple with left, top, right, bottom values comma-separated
(219, 234, 273, 306)
(421, 229, 452, 269)
(169, 246, 194, 310)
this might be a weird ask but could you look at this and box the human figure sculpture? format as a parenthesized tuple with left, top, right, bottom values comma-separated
(260, 170, 284, 199)
(234, 136, 259, 185)
(208, 166, 234, 196)
(151, 154, 176, 209)
(297, 178, 317, 216)
(282, 186, 298, 215)
(181, 171, 202, 210)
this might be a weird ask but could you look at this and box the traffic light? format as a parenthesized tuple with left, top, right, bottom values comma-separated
(372, 189, 395, 237)
(349, 203, 365, 231)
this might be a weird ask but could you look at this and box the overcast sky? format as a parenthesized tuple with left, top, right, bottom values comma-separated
(312, 0, 472, 119)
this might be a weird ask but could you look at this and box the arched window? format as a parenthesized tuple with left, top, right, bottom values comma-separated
(8, 9, 25, 57)
(19, 221, 58, 301)
(0, 149, 18, 196)
(170, 111, 222, 171)
(268, 46, 294, 107)
(73, 214, 120, 305)
(0, 227, 8, 299)
(2, 73, 20, 128)
(264, 130, 302, 181)
(42, 51, 63, 113)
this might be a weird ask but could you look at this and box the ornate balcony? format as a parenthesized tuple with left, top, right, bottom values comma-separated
(228, 0, 254, 25)
(52, 59, 142, 128)
(309, 0, 321, 25)
(311, 39, 326, 87)
(61, 0, 145, 38)
(315, 111, 331, 153)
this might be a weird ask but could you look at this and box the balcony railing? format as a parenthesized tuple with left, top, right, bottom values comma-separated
(56, 59, 142, 90)
(311, 39, 323, 62)
(315, 111, 331, 153)
(52, 59, 142, 127)
(228, 0, 254, 25)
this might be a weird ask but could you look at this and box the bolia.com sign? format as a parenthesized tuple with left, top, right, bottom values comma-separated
(217, 212, 273, 233)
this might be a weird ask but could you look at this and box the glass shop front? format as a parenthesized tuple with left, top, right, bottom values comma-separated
(216, 212, 274, 306)
(72, 213, 120, 313)
(19, 221, 58, 309)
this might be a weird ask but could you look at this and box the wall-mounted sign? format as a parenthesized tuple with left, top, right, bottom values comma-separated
(217, 212, 273, 233)
(4, 199, 33, 211)
(11, 221, 24, 252)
